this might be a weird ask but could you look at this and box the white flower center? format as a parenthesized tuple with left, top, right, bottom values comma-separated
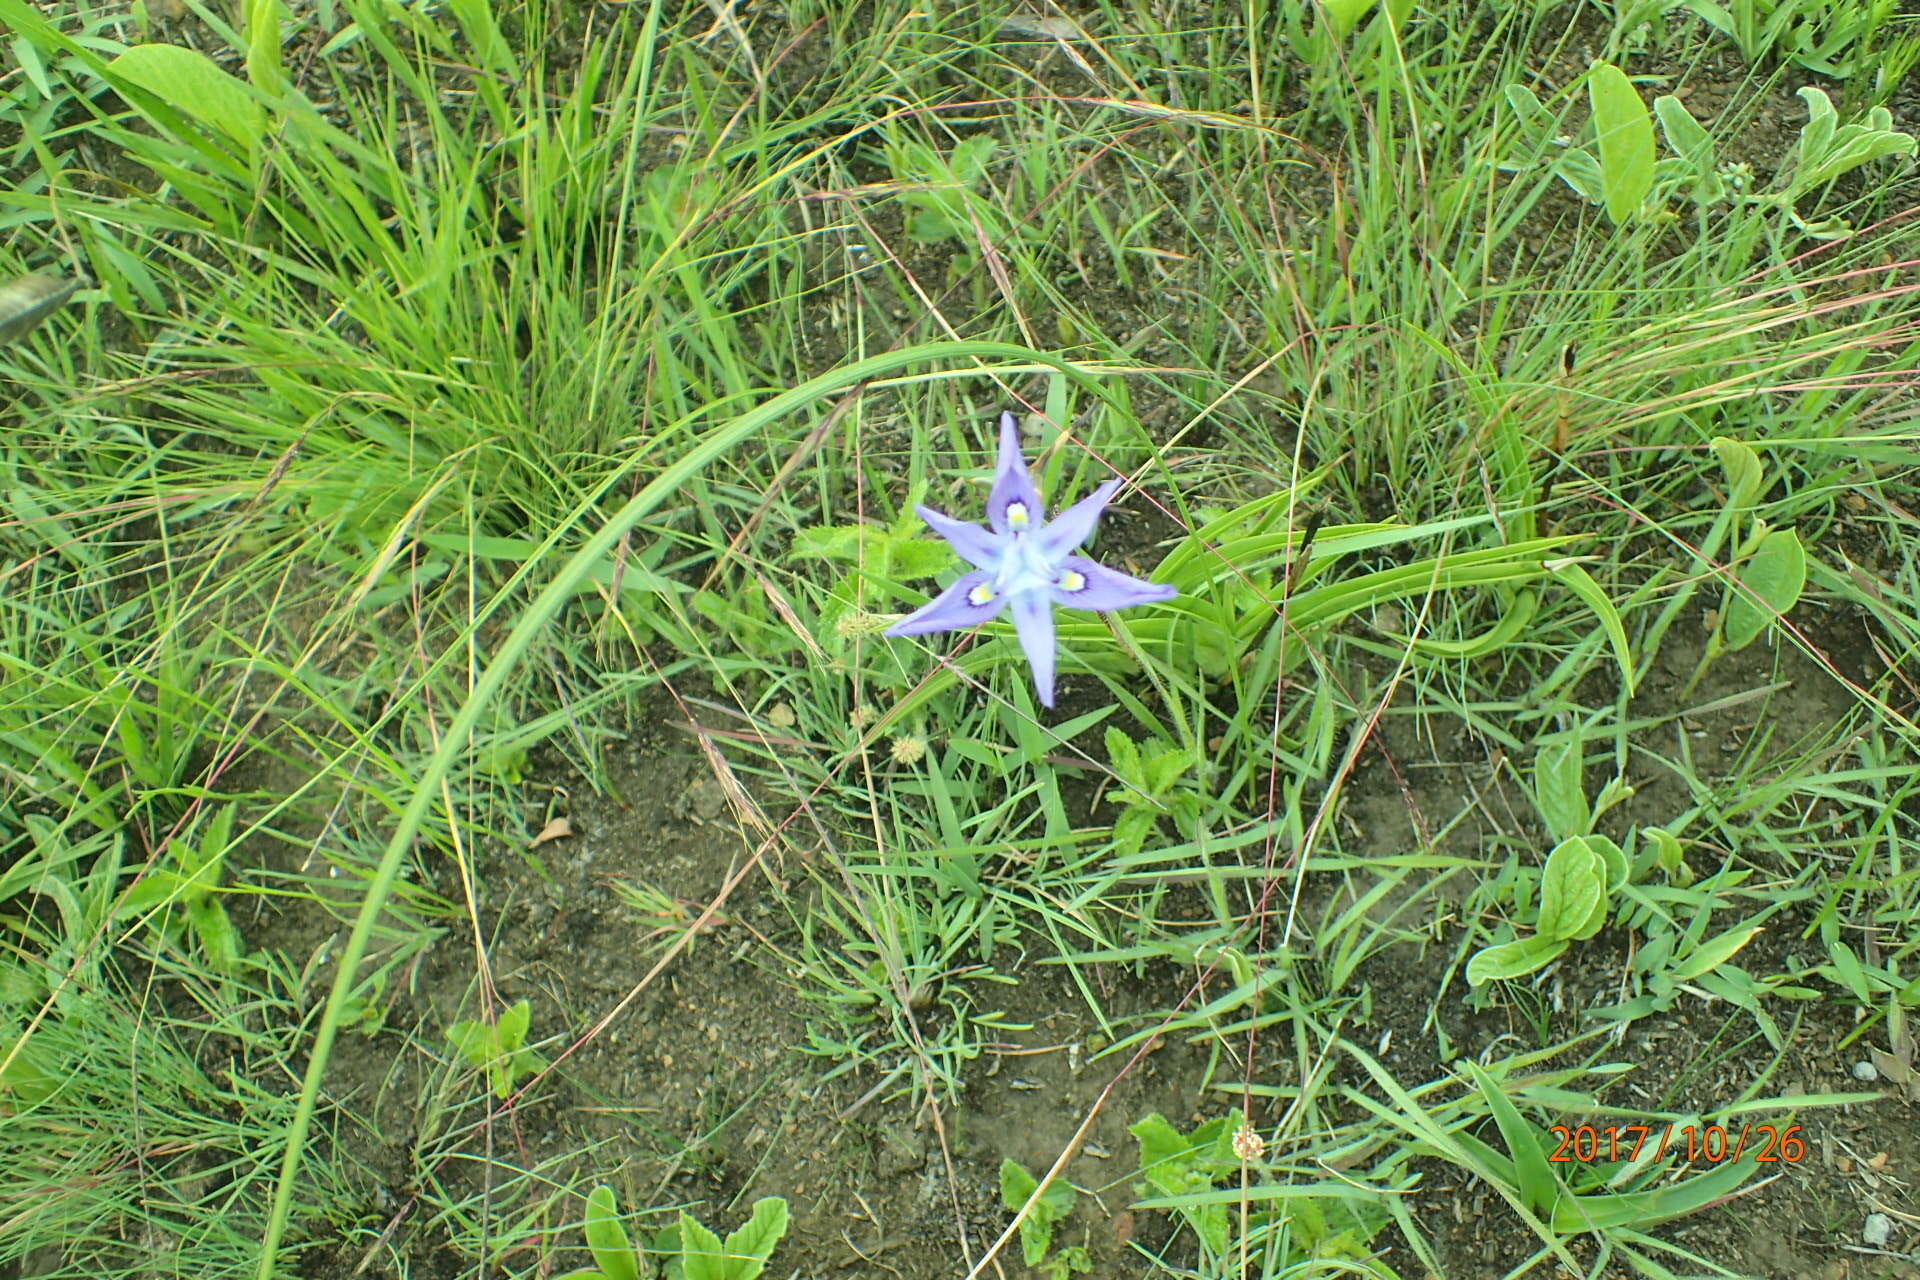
(1058, 568, 1086, 593)
(993, 531, 1056, 597)
(1005, 500, 1031, 531)
(967, 583, 996, 607)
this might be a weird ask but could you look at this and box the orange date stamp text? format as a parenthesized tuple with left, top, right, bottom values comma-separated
(1548, 1123, 1806, 1164)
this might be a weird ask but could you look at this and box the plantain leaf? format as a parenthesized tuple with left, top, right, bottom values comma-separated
(1533, 737, 1590, 841)
(1723, 528, 1806, 652)
(1537, 837, 1606, 942)
(1711, 437, 1764, 512)
(1467, 934, 1570, 985)
(582, 1186, 640, 1280)
(105, 44, 264, 148)
(1588, 62, 1655, 224)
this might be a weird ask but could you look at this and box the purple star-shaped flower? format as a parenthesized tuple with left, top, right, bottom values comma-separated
(886, 411, 1177, 707)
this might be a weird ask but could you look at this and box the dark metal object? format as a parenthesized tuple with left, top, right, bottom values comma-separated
(0, 271, 85, 345)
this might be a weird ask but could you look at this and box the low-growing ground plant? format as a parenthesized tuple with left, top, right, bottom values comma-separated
(561, 1186, 790, 1280)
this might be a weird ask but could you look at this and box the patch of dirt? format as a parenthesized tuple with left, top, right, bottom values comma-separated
(267, 596, 1919, 1280)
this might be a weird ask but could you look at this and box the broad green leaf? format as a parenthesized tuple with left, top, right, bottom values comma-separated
(0, 1019, 59, 1106)
(118, 868, 189, 917)
(1039, 1173, 1076, 1221)
(1799, 87, 1840, 176)
(1644, 826, 1689, 883)
(1554, 148, 1606, 204)
(950, 135, 998, 182)
(1711, 437, 1763, 511)
(1533, 737, 1589, 841)
(1112, 806, 1157, 858)
(188, 897, 243, 973)
(1824, 941, 1871, 1002)
(1653, 95, 1713, 168)
(789, 525, 865, 558)
(497, 998, 531, 1051)
(1653, 94, 1724, 202)
(583, 1187, 640, 1280)
(1001, 1160, 1056, 1266)
(1723, 528, 1806, 651)
(719, 1198, 790, 1279)
(1128, 1115, 1231, 1256)
(1104, 728, 1141, 781)
(1143, 747, 1192, 797)
(676, 1210, 729, 1280)
(1504, 83, 1550, 127)
(244, 0, 285, 96)
(1537, 837, 1604, 942)
(1582, 833, 1630, 897)
(1671, 926, 1763, 982)
(1467, 934, 1569, 985)
(105, 44, 265, 148)
(1129, 1114, 1187, 1181)
(1588, 62, 1655, 224)
(999, 1157, 1038, 1210)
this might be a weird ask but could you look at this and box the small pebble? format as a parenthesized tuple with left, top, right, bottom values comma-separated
(1862, 1212, 1891, 1248)
(1852, 1060, 1880, 1082)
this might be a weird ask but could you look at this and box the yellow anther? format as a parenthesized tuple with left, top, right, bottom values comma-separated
(1005, 501, 1030, 530)
(967, 584, 996, 606)
(1059, 569, 1087, 592)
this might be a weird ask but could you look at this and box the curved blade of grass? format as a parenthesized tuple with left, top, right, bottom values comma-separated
(1464, 1060, 1565, 1220)
(1545, 558, 1635, 696)
(1547, 1144, 1764, 1233)
(1407, 587, 1538, 659)
(257, 340, 1113, 1277)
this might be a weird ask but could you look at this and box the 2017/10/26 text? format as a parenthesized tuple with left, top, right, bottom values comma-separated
(1548, 1123, 1807, 1164)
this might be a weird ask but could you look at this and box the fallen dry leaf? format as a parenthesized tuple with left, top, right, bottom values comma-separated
(531, 816, 572, 847)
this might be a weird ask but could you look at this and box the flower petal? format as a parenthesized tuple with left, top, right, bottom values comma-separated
(1050, 556, 1179, 612)
(885, 570, 1009, 636)
(1036, 478, 1121, 561)
(987, 411, 1044, 535)
(913, 505, 1003, 571)
(1008, 589, 1058, 707)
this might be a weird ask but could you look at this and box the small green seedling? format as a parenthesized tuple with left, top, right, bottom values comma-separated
(1131, 1113, 1237, 1259)
(1130, 1114, 1386, 1266)
(561, 1186, 644, 1280)
(793, 488, 957, 648)
(655, 1195, 790, 1280)
(446, 998, 546, 1100)
(999, 1159, 1088, 1279)
(1103, 728, 1202, 857)
(115, 802, 245, 973)
(560, 1184, 791, 1280)
(1468, 835, 1629, 985)
(884, 135, 1002, 247)
(1503, 77, 1915, 235)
